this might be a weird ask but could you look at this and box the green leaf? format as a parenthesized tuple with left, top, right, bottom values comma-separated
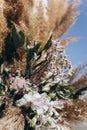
(13, 52, 20, 61)
(5, 33, 16, 63)
(27, 43, 41, 62)
(11, 25, 19, 48)
(33, 43, 41, 53)
(12, 25, 25, 48)
(5, 24, 26, 63)
(73, 87, 87, 99)
(56, 85, 74, 99)
(26, 43, 41, 74)
(27, 48, 34, 62)
(0, 57, 4, 65)
(33, 60, 46, 69)
(26, 37, 30, 47)
(0, 103, 5, 113)
(48, 92, 56, 99)
(18, 31, 25, 47)
(43, 34, 52, 51)
(37, 51, 42, 59)
(0, 83, 5, 90)
(26, 48, 34, 74)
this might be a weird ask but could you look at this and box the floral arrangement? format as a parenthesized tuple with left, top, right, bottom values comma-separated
(0, 0, 87, 130)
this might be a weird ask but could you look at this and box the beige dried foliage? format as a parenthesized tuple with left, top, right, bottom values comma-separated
(0, 0, 80, 72)
(72, 74, 87, 90)
(53, 0, 80, 39)
(4, 56, 26, 74)
(35, 124, 72, 130)
(69, 63, 87, 87)
(47, 0, 68, 38)
(0, 0, 9, 53)
(0, 107, 24, 130)
(3, 0, 80, 44)
(59, 100, 87, 123)
(0, 0, 80, 46)
(60, 37, 79, 47)
(18, 0, 50, 46)
(4, 0, 24, 24)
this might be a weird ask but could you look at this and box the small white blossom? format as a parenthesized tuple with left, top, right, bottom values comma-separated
(16, 91, 65, 129)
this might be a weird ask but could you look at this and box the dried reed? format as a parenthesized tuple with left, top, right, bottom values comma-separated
(60, 37, 79, 47)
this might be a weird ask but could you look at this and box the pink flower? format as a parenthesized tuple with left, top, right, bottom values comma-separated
(8, 76, 28, 90)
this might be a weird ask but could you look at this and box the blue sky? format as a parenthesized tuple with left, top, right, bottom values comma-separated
(65, 0, 87, 67)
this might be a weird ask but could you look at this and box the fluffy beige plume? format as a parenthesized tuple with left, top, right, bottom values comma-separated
(48, 0, 68, 24)
(69, 63, 87, 82)
(20, 0, 68, 44)
(4, 0, 24, 24)
(62, 100, 87, 123)
(20, 0, 80, 45)
(35, 124, 72, 130)
(72, 74, 87, 89)
(53, 0, 80, 39)
(0, 0, 80, 72)
(48, 0, 68, 37)
(2, 0, 80, 46)
(0, 107, 24, 130)
(0, 0, 8, 53)
(60, 37, 79, 47)
(69, 63, 87, 90)
(19, 0, 50, 46)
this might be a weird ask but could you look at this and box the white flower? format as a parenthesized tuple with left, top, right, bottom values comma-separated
(27, 45, 34, 49)
(16, 91, 67, 129)
(34, 53, 39, 60)
(37, 108, 44, 115)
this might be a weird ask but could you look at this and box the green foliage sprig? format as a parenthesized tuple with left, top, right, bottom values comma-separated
(0, 25, 25, 64)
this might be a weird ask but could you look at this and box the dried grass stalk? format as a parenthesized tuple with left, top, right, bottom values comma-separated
(0, 107, 24, 130)
(35, 124, 72, 130)
(4, 0, 24, 24)
(48, 0, 68, 38)
(59, 100, 87, 123)
(18, 0, 50, 46)
(72, 74, 87, 90)
(0, 0, 9, 53)
(0, 0, 80, 73)
(53, 0, 80, 39)
(60, 37, 79, 47)
(4, 56, 26, 74)
(69, 63, 87, 89)
(3, 0, 80, 45)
